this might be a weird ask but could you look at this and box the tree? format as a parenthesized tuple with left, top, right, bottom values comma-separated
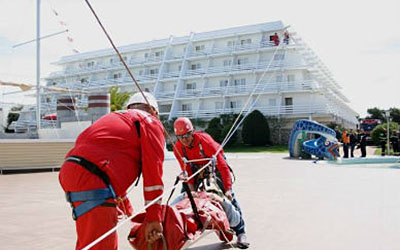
(109, 87, 131, 111)
(5, 112, 20, 133)
(389, 107, 400, 124)
(205, 117, 223, 143)
(242, 110, 270, 146)
(221, 123, 238, 147)
(370, 122, 400, 145)
(366, 107, 385, 122)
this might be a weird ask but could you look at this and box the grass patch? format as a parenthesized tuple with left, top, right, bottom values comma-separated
(374, 148, 400, 156)
(224, 144, 288, 153)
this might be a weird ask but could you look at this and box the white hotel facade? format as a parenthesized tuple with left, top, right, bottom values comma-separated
(44, 21, 358, 128)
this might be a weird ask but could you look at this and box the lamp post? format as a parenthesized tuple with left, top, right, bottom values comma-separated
(385, 110, 390, 155)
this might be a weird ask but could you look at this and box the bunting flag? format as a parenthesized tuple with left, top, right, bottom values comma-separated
(50, 6, 80, 54)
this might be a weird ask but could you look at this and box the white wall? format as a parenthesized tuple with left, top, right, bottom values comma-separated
(39, 121, 91, 140)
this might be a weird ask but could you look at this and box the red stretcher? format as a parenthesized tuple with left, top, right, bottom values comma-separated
(128, 191, 233, 250)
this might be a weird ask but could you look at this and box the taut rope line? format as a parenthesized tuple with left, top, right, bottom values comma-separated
(81, 1, 289, 248)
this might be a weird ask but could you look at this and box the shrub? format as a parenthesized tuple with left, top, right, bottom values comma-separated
(242, 110, 270, 146)
(205, 117, 223, 143)
(221, 123, 238, 147)
(371, 122, 400, 145)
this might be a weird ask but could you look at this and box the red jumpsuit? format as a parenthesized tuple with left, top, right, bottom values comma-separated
(59, 109, 165, 250)
(173, 131, 232, 192)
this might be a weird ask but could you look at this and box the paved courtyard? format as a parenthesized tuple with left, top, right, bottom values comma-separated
(1, 151, 400, 250)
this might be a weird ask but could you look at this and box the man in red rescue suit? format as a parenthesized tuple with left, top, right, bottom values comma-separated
(59, 92, 165, 250)
(172, 117, 250, 249)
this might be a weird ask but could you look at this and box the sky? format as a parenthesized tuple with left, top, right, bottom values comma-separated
(0, 0, 399, 117)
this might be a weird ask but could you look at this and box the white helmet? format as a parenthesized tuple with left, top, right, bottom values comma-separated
(127, 92, 159, 113)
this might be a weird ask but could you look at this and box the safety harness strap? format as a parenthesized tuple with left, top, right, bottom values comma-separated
(67, 156, 114, 193)
(66, 189, 115, 220)
(67, 188, 113, 202)
(182, 182, 203, 230)
(65, 156, 117, 220)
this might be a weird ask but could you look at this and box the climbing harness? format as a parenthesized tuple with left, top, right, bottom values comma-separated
(64, 155, 117, 220)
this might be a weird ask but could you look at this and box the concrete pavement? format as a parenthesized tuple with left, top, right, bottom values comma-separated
(1, 152, 400, 250)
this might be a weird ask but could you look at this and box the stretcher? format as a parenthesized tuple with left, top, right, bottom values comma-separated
(128, 191, 233, 250)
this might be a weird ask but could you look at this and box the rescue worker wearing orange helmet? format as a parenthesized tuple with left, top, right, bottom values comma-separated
(173, 117, 250, 249)
(59, 92, 165, 250)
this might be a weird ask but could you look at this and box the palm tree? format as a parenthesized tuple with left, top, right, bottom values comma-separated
(109, 87, 131, 111)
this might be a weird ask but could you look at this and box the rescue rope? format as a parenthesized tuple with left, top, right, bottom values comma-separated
(219, 39, 285, 153)
(83, 0, 186, 164)
(81, 1, 289, 248)
(82, 40, 286, 249)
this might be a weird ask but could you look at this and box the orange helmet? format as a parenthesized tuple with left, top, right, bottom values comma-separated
(174, 117, 193, 136)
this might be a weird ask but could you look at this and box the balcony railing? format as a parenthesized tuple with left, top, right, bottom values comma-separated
(184, 68, 207, 77)
(177, 89, 202, 98)
(47, 39, 292, 80)
(155, 91, 176, 100)
(172, 103, 330, 119)
(162, 71, 180, 79)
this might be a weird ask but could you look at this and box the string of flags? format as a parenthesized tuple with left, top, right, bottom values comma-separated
(51, 7, 80, 54)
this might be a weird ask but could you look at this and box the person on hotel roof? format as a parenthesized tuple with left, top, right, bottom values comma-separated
(173, 117, 250, 249)
(59, 92, 165, 250)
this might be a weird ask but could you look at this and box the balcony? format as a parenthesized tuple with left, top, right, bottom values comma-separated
(171, 103, 331, 119)
(156, 91, 176, 100)
(177, 89, 202, 98)
(185, 68, 207, 77)
(162, 71, 180, 79)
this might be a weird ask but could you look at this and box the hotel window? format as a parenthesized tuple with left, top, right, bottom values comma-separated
(215, 102, 223, 109)
(159, 105, 171, 113)
(87, 61, 95, 68)
(150, 68, 159, 75)
(139, 70, 143, 76)
(287, 74, 295, 82)
(285, 97, 293, 112)
(195, 45, 205, 51)
(220, 79, 228, 87)
(113, 73, 122, 79)
(109, 58, 114, 64)
(80, 78, 88, 84)
(178, 65, 182, 71)
(234, 78, 246, 86)
(230, 101, 240, 109)
(186, 82, 196, 90)
(182, 104, 192, 111)
(274, 54, 285, 60)
(144, 53, 149, 58)
(223, 59, 231, 67)
(155, 51, 164, 57)
(240, 38, 252, 45)
(191, 63, 201, 70)
(227, 41, 235, 47)
(285, 97, 293, 106)
(268, 98, 276, 106)
(276, 75, 283, 82)
(236, 58, 248, 65)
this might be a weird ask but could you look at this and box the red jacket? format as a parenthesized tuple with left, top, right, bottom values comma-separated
(173, 131, 232, 191)
(61, 109, 165, 221)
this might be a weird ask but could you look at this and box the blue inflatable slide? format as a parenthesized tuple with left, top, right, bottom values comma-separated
(289, 120, 340, 160)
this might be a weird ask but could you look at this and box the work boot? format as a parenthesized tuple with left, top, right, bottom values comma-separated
(236, 233, 250, 249)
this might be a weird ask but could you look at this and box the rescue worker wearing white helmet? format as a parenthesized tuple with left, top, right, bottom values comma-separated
(172, 117, 250, 249)
(59, 91, 165, 249)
